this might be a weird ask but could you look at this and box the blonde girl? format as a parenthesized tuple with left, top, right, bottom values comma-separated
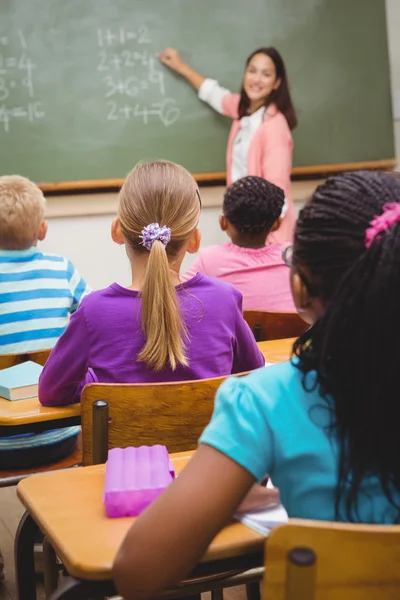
(39, 160, 264, 405)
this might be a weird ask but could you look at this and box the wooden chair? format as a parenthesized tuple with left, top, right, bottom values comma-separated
(244, 310, 307, 342)
(0, 348, 52, 370)
(264, 519, 400, 599)
(42, 374, 262, 600)
(81, 374, 244, 465)
(0, 348, 81, 487)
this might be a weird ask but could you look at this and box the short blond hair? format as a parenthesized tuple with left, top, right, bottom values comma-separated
(0, 175, 46, 249)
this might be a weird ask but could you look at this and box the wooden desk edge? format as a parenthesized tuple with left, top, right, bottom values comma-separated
(40, 532, 266, 581)
(17, 456, 266, 580)
(0, 403, 81, 426)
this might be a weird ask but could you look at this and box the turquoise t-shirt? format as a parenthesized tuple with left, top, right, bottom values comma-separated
(200, 361, 400, 523)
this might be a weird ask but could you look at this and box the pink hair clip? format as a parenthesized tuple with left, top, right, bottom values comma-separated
(365, 203, 400, 248)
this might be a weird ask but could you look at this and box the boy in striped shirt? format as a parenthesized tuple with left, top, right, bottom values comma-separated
(0, 175, 90, 353)
(0, 177, 89, 534)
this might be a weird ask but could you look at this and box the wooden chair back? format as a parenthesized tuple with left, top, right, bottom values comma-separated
(244, 310, 307, 342)
(81, 373, 245, 466)
(264, 519, 400, 600)
(0, 348, 52, 370)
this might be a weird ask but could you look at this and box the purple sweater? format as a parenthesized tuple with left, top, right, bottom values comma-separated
(39, 274, 264, 406)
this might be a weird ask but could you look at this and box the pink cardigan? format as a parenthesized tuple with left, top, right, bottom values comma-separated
(222, 94, 295, 243)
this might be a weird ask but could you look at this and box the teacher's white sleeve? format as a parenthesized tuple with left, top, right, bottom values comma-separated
(281, 197, 289, 218)
(198, 78, 231, 115)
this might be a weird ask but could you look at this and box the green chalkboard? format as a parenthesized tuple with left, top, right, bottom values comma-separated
(0, 0, 395, 187)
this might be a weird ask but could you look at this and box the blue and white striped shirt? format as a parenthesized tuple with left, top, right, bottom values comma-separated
(0, 247, 91, 354)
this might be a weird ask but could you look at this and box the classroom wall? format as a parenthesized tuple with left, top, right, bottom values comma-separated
(41, 194, 227, 289)
(386, 0, 400, 167)
(40, 182, 316, 289)
(39, 0, 400, 290)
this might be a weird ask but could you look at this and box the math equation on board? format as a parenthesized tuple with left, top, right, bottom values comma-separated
(0, 25, 181, 133)
(96, 26, 181, 127)
(0, 31, 45, 133)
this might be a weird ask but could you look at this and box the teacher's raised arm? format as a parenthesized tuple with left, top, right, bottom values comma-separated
(159, 47, 297, 242)
(159, 48, 206, 91)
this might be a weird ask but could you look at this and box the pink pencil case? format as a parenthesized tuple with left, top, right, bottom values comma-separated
(104, 445, 175, 518)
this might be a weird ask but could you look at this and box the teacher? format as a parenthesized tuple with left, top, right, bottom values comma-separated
(159, 46, 298, 242)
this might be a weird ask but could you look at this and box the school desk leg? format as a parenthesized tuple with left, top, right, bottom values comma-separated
(48, 575, 114, 599)
(15, 511, 40, 600)
(43, 536, 59, 598)
(246, 582, 261, 600)
(211, 589, 223, 600)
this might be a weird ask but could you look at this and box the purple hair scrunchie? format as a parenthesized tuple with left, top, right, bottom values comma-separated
(140, 223, 172, 251)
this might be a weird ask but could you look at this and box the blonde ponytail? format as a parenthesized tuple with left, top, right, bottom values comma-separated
(139, 239, 187, 371)
(118, 161, 200, 371)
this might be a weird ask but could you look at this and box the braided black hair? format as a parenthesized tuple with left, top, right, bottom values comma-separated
(223, 176, 284, 235)
(293, 170, 400, 522)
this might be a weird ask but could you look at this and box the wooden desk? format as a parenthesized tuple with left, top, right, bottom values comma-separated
(0, 397, 80, 436)
(1, 339, 291, 438)
(257, 337, 295, 364)
(16, 452, 265, 599)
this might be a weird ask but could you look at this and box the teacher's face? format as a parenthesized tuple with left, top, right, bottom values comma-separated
(243, 53, 280, 105)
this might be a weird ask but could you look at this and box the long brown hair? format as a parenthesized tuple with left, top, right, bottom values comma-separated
(118, 161, 201, 371)
(238, 47, 297, 130)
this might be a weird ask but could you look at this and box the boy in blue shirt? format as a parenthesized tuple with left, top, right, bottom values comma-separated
(0, 175, 90, 354)
(0, 177, 89, 469)
(0, 175, 90, 577)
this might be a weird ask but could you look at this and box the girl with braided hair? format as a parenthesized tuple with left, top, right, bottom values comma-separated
(114, 170, 400, 600)
(185, 175, 295, 311)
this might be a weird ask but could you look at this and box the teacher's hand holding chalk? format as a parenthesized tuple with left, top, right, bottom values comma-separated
(159, 47, 297, 242)
(159, 48, 206, 91)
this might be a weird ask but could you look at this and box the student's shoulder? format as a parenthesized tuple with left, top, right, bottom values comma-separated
(74, 284, 118, 309)
(196, 243, 231, 261)
(267, 242, 290, 262)
(245, 359, 299, 390)
(32, 249, 69, 266)
(221, 360, 303, 413)
(33, 251, 83, 276)
(188, 272, 242, 300)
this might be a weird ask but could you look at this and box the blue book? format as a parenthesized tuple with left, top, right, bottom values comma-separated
(0, 361, 43, 401)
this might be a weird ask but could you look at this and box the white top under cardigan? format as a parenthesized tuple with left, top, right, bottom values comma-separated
(198, 78, 288, 218)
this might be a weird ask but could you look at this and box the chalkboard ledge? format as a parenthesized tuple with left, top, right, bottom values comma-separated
(38, 159, 396, 194)
(44, 180, 329, 219)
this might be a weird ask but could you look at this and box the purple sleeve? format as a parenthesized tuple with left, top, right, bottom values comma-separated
(231, 291, 265, 374)
(39, 303, 90, 406)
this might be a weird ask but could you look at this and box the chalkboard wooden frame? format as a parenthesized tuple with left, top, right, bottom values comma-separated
(37, 158, 396, 192)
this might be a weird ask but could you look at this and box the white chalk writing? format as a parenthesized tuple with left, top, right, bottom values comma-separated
(97, 26, 152, 48)
(0, 30, 45, 132)
(96, 26, 180, 127)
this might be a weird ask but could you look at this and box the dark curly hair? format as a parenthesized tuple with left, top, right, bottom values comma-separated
(223, 176, 284, 235)
(292, 170, 400, 522)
